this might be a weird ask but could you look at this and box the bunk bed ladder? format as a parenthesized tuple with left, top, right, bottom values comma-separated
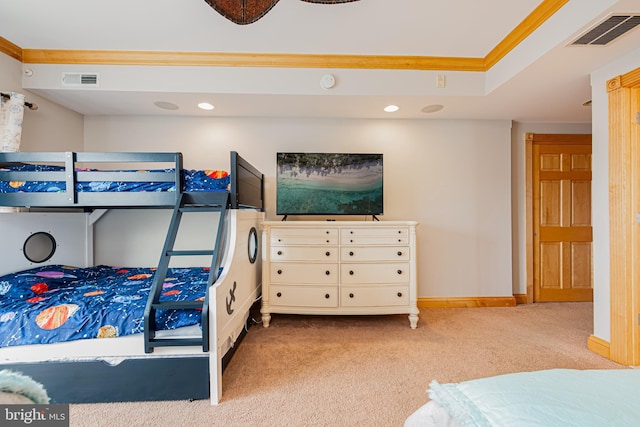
(144, 191, 229, 353)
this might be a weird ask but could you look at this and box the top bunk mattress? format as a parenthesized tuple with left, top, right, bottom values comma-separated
(0, 152, 230, 208)
(0, 164, 230, 194)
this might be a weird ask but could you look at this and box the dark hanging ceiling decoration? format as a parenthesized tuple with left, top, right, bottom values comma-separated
(204, 0, 359, 25)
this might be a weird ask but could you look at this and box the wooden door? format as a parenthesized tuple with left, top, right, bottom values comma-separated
(531, 134, 592, 302)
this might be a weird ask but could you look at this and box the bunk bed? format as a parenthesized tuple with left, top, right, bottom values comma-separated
(0, 151, 265, 405)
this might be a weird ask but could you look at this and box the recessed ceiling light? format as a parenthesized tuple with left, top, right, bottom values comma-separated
(384, 105, 399, 113)
(198, 102, 215, 110)
(153, 101, 179, 110)
(421, 104, 444, 114)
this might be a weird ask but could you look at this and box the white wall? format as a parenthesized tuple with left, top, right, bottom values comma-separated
(84, 116, 514, 299)
(510, 122, 591, 295)
(0, 54, 84, 151)
(590, 47, 640, 342)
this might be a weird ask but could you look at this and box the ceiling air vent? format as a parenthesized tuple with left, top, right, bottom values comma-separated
(62, 73, 99, 87)
(571, 14, 640, 46)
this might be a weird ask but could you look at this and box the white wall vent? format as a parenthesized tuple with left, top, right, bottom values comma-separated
(571, 14, 640, 46)
(62, 73, 100, 87)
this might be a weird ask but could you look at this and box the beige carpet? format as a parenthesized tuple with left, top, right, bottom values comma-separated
(69, 303, 622, 427)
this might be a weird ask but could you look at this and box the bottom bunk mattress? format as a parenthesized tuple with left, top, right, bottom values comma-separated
(0, 264, 210, 347)
(405, 369, 640, 427)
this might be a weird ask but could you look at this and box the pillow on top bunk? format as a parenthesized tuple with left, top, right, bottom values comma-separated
(183, 169, 229, 191)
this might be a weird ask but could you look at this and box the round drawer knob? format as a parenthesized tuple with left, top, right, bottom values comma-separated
(349, 293, 354, 298)
(277, 250, 283, 255)
(397, 292, 403, 298)
(397, 251, 403, 256)
(325, 251, 331, 257)
(349, 251, 354, 256)
(326, 240, 330, 243)
(277, 292, 282, 297)
(326, 231, 330, 234)
(349, 270, 354, 275)
(325, 270, 330, 275)
(325, 294, 330, 299)
(397, 270, 403, 275)
(277, 269, 283, 275)
(350, 231, 354, 234)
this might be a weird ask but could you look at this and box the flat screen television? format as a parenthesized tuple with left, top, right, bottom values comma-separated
(276, 152, 383, 216)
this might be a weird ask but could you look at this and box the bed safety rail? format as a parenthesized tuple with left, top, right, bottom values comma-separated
(143, 191, 230, 353)
(0, 151, 183, 207)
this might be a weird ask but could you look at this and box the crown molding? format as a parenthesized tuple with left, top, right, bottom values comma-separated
(484, 0, 569, 69)
(0, 37, 22, 62)
(4, 0, 565, 73)
(21, 49, 485, 71)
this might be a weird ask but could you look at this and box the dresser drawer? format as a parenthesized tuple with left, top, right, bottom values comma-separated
(270, 263, 338, 284)
(341, 235, 408, 245)
(340, 227, 408, 245)
(271, 246, 338, 261)
(341, 286, 409, 307)
(340, 246, 409, 262)
(271, 228, 338, 246)
(340, 263, 409, 284)
(270, 285, 338, 308)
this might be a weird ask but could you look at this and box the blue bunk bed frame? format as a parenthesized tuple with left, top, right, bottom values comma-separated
(0, 151, 183, 207)
(0, 150, 265, 404)
(0, 151, 263, 210)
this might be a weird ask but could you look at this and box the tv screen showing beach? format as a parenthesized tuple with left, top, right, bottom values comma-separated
(276, 153, 383, 216)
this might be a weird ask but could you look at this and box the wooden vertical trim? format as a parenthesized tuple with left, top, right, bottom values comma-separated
(561, 154, 571, 291)
(532, 140, 542, 302)
(607, 73, 640, 366)
(607, 84, 628, 364)
(634, 87, 640, 367)
(525, 133, 534, 304)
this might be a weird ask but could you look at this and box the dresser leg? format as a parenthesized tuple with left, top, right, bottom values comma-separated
(408, 313, 418, 329)
(261, 312, 271, 328)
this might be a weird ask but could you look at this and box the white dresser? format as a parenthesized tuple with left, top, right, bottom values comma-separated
(260, 220, 418, 328)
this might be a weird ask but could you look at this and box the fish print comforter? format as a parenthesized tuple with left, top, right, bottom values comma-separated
(0, 164, 230, 193)
(0, 265, 210, 347)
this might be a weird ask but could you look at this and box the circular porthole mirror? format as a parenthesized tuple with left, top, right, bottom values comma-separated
(23, 232, 57, 263)
(248, 227, 258, 264)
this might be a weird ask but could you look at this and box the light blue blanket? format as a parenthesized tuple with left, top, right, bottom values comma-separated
(424, 369, 640, 427)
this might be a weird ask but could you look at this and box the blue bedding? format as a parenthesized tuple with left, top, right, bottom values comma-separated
(0, 265, 212, 347)
(419, 369, 640, 427)
(0, 164, 230, 193)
